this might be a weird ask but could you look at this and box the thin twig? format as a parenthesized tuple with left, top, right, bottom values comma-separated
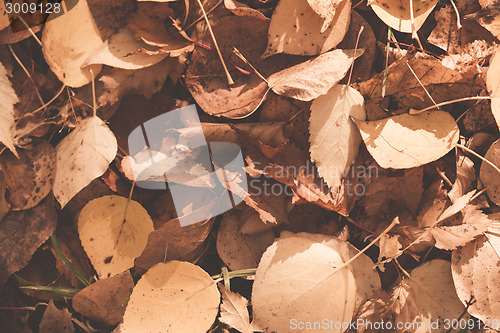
(409, 96, 492, 114)
(347, 26, 364, 86)
(16, 15, 42, 46)
(449, 0, 462, 29)
(195, 0, 234, 85)
(456, 143, 500, 176)
(89, 69, 97, 117)
(406, 60, 439, 109)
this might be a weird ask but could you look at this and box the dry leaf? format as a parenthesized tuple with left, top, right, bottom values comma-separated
(369, 0, 438, 33)
(82, 27, 168, 70)
(0, 61, 18, 157)
(268, 49, 364, 101)
(120, 261, 220, 333)
(264, 0, 351, 56)
(354, 111, 459, 169)
(42, 0, 103, 87)
(396, 259, 466, 332)
(0, 1, 10, 31)
(252, 234, 357, 333)
(53, 115, 117, 208)
(432, 205, 493, 250)
(39, 301, 74, 333)
(449, 155, 476, 202)
(467, 4, 500, 40)
(452, 219, 500, 324)
(0, 172, 9, 222)
(217, 207, 275, 270)
(487, 47, 500, 131)
(224, 0, 269, 20)
(0, 140, 55, 210)
(219, 284, 259, 333)
(72, 271, 134, 326)
(0, 197, 56, 287)
(479, 138, 500, 206)
(78, 195, 154, 278)
(309, 84, 365, 190)
(307, 0, 344, 33)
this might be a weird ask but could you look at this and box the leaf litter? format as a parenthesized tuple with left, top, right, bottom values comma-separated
(1, 0, 500, 332)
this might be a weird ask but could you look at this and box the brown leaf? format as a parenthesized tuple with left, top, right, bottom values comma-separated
(72, 271, 134, 326)
(0, 196, 57, 287)
(224, 0, 269, 20)
(0, 171, 9, 222)
(480, 138, 500, 205)
(0, 139, 55, 211)
(39, 300, 74, 333)
(217, 206, 275, 270)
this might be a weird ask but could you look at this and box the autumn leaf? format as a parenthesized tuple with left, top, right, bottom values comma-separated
(219, 284, 260, 333)
(487, 48, 500, 131)
(0, 61, 19, 157)
(479, 138, 500, 205)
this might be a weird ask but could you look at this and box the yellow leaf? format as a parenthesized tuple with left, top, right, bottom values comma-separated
(120, 261, 220, 333)
(369, 0, 438, 33)
(354, 111, 459, 169)
(42, 0, 103, 87)
(78, 195, 154, 278)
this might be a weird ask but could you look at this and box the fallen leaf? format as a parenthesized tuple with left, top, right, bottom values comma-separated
(354, 111, 459, 169)
(309, 84, 366, 189)
(219, 284, 260, 333)
(452, 218, 500, 324)
(217, 206, 275, 270)
(82, 27, 168, 70)
(449, 155, 476, 202)
(307, 0, 344, 33)
(0, 1, 10, 31)
(224, 0, 269, 20)
(479, 138, 500, 206)
(0, 197, 56, 287)
(0, 60, 19, 157)
(53, 115, 117, 208)
(396, 259, 466, 332)
(467, 4, 500, 40)
(432, 205, 493, 250)
(252, 233, 357, 333)
(78, 195, 154, 278)
(39, 300, 74, 333)
(369, 0, 438, 33)
(487, 47, 500, 131)
(268, 49, 364, 101)
(0, 172, 9, 222)
(72, 271, 134, 326)
(0, 140, 55, 210)
(120, 261, 220, 333)
(264, 0, 351, 56)
(41, 0, 103, 87)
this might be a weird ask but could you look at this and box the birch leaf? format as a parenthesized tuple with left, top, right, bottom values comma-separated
(309, 84, 366, 190)
(268, 49, 364, 101)
(120, 261, 220, 333)
(354, 111, 459, 169)
(0, 61, 19, 157)
(42, 0, 103, 87)
(369, 0, 438, 33)
(487, 48, 500, 131)
(264, 0, 351, 56)
(53, 116, 117, 208)
(78, 195, 154, 278)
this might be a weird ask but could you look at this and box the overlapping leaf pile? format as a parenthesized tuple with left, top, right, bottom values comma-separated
(0, 0, 499, 332)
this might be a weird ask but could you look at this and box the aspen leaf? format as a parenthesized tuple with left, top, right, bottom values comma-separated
(452, 219, 500, 324)
(82, 27, 168, 70)
(120, 261, 220, 333)
(78, 195, 154, 278)
(354, 111, 459, 169)
(53, 116, 117, 208)
(42, 0, 103, 88)
(39, 300, 74, 333)
(268, 49, 364, 101)
(396, 260, 466, 331)
(264, 0, 351, 56)
(479, 138, 500, 206)
(0, 61, 19, 157)
(309, 84, 366, 190)
(487, 48, 500, 131)
(0, 1, 10, 31)
(369, 0, 438, 33)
